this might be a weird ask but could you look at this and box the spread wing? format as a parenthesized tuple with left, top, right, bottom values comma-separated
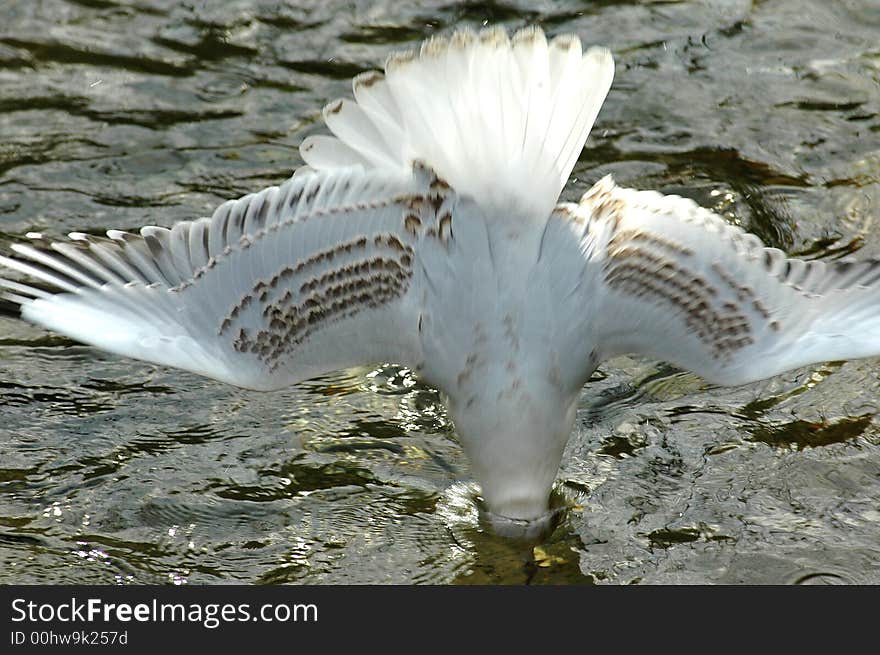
(572, 176, 880, 386)
(0, 165, 454, 390)
(1, 24, 615, 392)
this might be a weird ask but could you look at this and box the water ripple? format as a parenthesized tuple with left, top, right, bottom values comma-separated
(1, 0, 879, 585)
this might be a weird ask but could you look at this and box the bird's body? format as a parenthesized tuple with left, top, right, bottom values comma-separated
(415, 199, 595, 520)
(3, 26, 880, 528)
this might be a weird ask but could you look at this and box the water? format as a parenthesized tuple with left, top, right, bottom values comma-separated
(1, 0, 879, 584)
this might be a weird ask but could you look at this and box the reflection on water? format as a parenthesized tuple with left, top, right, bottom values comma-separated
(1, 0, 880, 584)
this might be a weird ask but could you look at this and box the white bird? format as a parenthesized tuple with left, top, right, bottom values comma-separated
(3, 26, 880, 533)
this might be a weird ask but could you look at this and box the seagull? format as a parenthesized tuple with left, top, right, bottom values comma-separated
(2, 25, 880, 534)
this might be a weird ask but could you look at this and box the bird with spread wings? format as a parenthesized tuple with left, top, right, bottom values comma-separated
(3, 26, 880, 530)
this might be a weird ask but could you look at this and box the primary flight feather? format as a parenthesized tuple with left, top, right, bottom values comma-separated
(3, 25, 880, 528)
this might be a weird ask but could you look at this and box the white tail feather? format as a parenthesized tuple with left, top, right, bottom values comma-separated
(300, 26, 614, 219)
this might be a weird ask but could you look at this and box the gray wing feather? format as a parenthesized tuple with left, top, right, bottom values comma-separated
(0, 165, 452, 390)
(576, 176, 880, 385)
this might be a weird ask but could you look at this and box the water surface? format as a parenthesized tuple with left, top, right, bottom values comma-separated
(1, 0, 879, 584)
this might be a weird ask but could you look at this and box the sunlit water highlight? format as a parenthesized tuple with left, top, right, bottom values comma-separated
(1, 0, 879, 584)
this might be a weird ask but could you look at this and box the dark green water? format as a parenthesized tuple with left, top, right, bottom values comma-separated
(1, 0, 879, 584)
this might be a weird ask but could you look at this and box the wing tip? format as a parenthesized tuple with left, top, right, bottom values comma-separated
(584, 45, 615, 81)
(512, 24, 547, 48)
(581, 174, 618, 202)
(352, 70, 385, 94)
(387, 25, 587, 73)
(384, 48, 418, 74)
